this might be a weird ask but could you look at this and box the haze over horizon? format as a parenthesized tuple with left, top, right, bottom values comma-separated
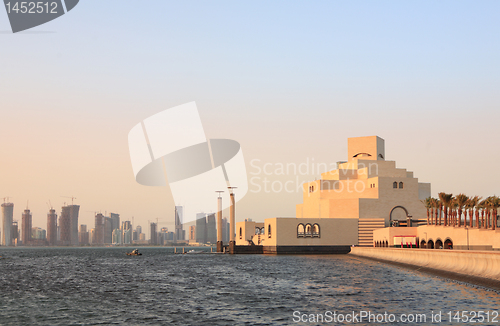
(1, 1, 499, 231)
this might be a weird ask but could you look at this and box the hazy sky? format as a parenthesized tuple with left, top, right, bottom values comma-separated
(1, 1, 499, 232)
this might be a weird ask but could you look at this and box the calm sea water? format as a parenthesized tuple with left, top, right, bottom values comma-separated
(0, 247, 499, 326)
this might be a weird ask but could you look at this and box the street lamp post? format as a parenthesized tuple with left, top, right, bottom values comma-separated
(465, 226, 469, 250)
(228, 186, 237, 254)
(216, 191, 224, 253)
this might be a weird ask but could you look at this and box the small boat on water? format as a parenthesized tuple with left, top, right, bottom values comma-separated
(126, 249, 142, 256)
(185, 249, 204, 254)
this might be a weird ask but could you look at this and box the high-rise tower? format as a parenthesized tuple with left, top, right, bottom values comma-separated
(59, 206, 71, 245)
(175, 206, 183, 241)
(195, 213, 207, 244)
(22, 209, 32, 245)
(1, 203, 14, 246)
(47, 208, 57, 245)
(69, 205, 80, 246)
(94, 213, 105, 245)
(150, 222, 157, 245)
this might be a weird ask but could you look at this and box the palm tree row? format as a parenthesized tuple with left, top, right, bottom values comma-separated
(422, 193, 500, 230)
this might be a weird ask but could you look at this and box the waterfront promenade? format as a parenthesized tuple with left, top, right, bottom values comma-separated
(350, 247, 500, 290)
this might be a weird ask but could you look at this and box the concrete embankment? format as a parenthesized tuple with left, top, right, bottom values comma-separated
(350, 247, 500, 290)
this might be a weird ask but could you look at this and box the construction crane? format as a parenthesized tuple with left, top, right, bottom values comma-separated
(2, 197, 11, 204)
(61, 196, 77, 205)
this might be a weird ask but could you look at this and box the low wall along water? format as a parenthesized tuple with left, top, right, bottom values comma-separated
(350, 247, 500, 286)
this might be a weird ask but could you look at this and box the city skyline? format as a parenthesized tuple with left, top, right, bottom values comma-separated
(0, 200, 192, 245)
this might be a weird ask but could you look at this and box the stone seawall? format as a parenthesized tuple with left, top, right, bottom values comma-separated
(350, 247, 500, 288)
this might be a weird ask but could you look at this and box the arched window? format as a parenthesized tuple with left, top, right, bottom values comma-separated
(239, 227, 242, 239)
(268, 225, 271, 238)
(393, 182, 398, 189)
(399, 182, 404, 189)
(297, 224, 305, 238)
(305, 224, 312, 237)
(312, 224, 320, 238)
(353, 153, 372, 158)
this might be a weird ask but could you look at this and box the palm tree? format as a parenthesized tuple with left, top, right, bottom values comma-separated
(430, 197, 438, 225)
(464, 196, 473, 227)
(467, 196, 481, 228)
(455, 194, 468, 227)
(479, 199, 487, 228)
(422, 197, 432, 225)
(439, 192, 454, 227)
(481, 197, 492, 229)
(433, 198, 440, 225)
(452, 198, 458, 226)
(489, 196, 500, 231)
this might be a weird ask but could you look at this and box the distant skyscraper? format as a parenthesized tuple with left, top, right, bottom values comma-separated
(47, 208, 57, 245)
(89, 228, 96, 245)
(69, 205, 80, 246)
(2, 202, 14, 246)
(32, 227, 46, 240)
(59, 206, 71, 245)
(196, 213, 207, 244)
(175, 206, 184, 241)
(110, 213, 120, 231)
(123, 229, 132, 244)
(94, 213, 105, 245)
(121, 221, 131, 231)
(104, 217, 112, 244)
(22, 209, 32, 245)
(79, 224, 89, 245)
(206, 213, 216, 244)
(150, 222, 157, 245)
(133, 225, 141, 242)
(59, 205, 79, 246)
(159, 227, 168, 245)
(112, 228, 122, 244)
(121, 220, 132, 244)
(11, 221, 19, 246)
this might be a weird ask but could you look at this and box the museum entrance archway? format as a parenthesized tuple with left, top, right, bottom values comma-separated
(390, 206, 409, 226)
